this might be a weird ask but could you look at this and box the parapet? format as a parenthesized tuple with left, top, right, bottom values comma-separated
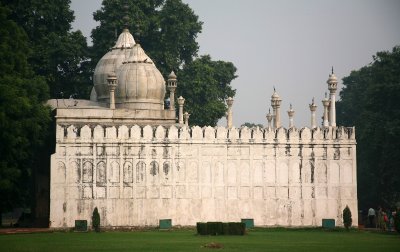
(57, 124, 356, 144)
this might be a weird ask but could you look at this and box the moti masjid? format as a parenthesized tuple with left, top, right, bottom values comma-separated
(49, 27, 357, 228)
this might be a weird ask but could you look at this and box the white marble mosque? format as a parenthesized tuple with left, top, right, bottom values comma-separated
(49, 27, 357, 228)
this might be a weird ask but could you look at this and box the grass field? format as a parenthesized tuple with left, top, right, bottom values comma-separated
(0, 228, 399, 252)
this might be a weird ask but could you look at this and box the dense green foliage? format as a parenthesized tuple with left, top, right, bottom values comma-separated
(1, 229, 400, 252)
(91, 0, 236, 126)
(1, 0, 91, 98)
(395, 211, 400, 233)
(91, 0, 202, 76)
(0, 0, 87, 224)
(343, 206, 352, 230)
(241, 122, 264, 128)
(0, 4, 50, 222)
(337, 46, 400, 209)
(177, 55, 236, 126)
(92, 207, 100, 232)
(0, 0, 236, 224)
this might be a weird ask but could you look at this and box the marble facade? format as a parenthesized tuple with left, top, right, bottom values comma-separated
(50, 124, 357, 228)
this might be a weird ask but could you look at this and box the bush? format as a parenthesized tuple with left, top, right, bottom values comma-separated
(343, 205, 352, 230)
(207, 222, 223, 235)
(229, 222, 246, 235)
(196, 222, 207, 235)
(92, 207, 100, 232)
(394, 211, 400, 233)
(222, 222, 230, 235)
(196, 222, 245, 235)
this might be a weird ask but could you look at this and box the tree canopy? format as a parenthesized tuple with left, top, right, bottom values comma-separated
(241, 122, 264, 128)
(1, 0, 91, 98)
(91, 0, 202, 76)
(0, 3, 50, 220)
(177, 55, 236, 126)
(91, 0, 236, 126)
(337, 45, 400, 209)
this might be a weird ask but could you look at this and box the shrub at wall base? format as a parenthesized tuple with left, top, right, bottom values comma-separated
(343, 205, 352, 230)
(92, 207, 100, 232)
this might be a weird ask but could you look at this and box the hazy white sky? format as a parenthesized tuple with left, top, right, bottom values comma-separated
(70, 0, 400, 127)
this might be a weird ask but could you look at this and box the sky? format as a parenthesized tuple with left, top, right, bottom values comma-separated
(70, 0, 400, 128)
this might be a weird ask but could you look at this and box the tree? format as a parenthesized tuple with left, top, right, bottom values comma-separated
(91, 0, 236, 126)
(0, 4, 50, 225)
(177, 55, 237, 126)
(1, 0, 91, 98)
(395, 211, 400, 233)
(337, 46, 400, 209)
(343, 205, 352, 230)
(92, 207, 100, 232)
(91, 0, 202, 76)
(241, 123, 264, 128)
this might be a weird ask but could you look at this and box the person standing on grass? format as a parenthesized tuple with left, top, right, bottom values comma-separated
(382, 211, 388, 231)
(387, 209, 394, 231)
(377, 206, 383, 229)
(368, 207, 376, 228)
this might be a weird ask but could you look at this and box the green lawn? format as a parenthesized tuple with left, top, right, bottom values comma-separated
(0, 228, 399, 252)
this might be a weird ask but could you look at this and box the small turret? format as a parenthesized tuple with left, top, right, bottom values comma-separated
(327, 67, 338, 127)
(309, 97, 317, 128)
(107, 72, 117, 109)
(266, 108, 273, 130)
(271, 87, 282, 128)
(287, 104, 295, 128)
(167, 71, 177, 110)
(322, 92, 330, 127)
(226, 97, 234, 129)
(177, 96, 185, 124)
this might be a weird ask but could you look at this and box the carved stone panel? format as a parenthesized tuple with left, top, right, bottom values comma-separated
(136, 161, 146, 184)
(96, 160, 106, 186)
(123, 161, 133, 183)
(201, 161, 211, 184)
(187, 161, 198, 183)
(176, 161, 185, 183)
(214, 162, 224, 185)
(240, 161, 250, 185)
(253, 161, 264, 185)
(227, 161, 237, 185)
(109, 160, 120, 183)
(149, 161, 159, 184)
(70, 159, 81, 183)
(82, 159, 93, 183)
(329, 163, 340, 184)
(162, 161, 171, 183)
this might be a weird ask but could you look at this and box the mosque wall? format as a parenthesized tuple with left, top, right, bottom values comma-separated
(50, 124, 357, 228)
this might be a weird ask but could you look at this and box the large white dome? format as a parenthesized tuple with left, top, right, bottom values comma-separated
(115, 44, 165, 110)
(93, 29, 135, 102)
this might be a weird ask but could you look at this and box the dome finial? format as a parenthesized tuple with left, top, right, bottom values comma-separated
(331, 66, 334, 75)
(122, 2, 130, 29)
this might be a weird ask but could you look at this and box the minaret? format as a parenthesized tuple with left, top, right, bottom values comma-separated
(177, 96, 185, 124)
(287, 104, 295, 128)
(184, 112, 190, 127)
(322, 92, 330, 127)
(309, 98, 317, 128)
(226, 97, 234, 128)
(167, 71, 177, 110)
(266, 108, 273, 130)
(107, 72, 118, 109)
(271, 88, 282, 128)
(327, 67, 338, 127)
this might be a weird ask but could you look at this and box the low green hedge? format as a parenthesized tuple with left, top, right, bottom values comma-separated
(196, 222, 245, 235)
